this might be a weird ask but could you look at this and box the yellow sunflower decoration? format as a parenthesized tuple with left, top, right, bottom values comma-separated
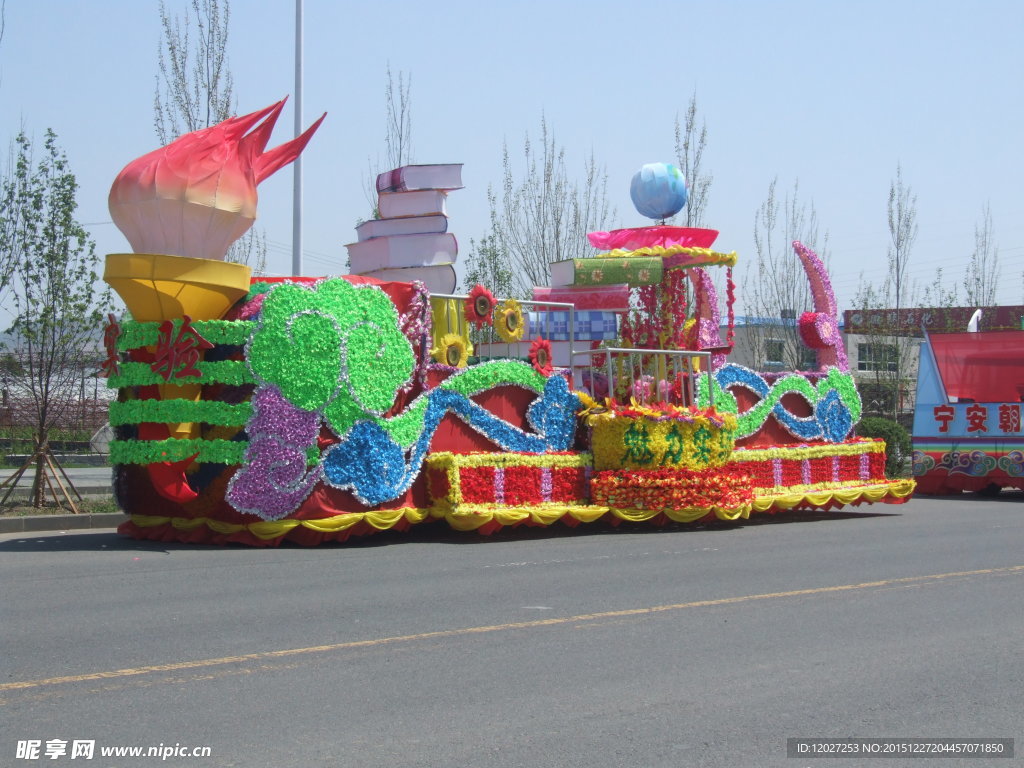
(433, 333, 472, 368)
(494, 298, 525, 343)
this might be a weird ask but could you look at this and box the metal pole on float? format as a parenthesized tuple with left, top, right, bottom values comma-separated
(291, 0, 304, 276)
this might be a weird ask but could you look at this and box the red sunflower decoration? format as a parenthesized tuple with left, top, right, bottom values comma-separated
(528, 336, 554, 376)
(464, 284, 497, 329)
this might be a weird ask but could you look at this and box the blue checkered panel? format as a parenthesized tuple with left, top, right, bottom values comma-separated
(527, 311, 619, 341)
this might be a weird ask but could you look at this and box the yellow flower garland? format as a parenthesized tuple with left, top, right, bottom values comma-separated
(597, 245, 739, 268)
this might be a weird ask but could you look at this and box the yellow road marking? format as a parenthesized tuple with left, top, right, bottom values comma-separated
(3, 564, 1021, 693)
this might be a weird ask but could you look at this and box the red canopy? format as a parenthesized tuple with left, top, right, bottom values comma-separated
(929, 331, 1024, 402)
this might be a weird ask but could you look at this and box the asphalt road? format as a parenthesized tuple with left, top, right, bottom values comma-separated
(1, 495, 1022, 767)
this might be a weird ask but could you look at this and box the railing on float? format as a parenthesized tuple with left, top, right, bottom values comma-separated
(431, 294, 578, 364)
(570, 347, 713, 408)
(429, 295, 712, 409)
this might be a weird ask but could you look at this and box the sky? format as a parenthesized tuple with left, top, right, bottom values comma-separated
(2, 0, 1023, 318)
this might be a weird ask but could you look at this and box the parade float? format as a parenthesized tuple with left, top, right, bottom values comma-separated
(912, 324, 1024, 494)
(101, 105, 914, 545)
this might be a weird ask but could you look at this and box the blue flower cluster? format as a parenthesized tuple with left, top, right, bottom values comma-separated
(712, 364, 860, 443)
(323, 376, 580, 506)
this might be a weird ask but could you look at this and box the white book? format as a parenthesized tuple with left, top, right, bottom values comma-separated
(346, 232, 458, 273)
(359, 264, 457, 294)
(355, 214, 448, 242)
(377, 189, 449, 219)
(376, 164, 464, 193)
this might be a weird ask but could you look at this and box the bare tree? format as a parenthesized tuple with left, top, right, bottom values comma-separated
(154, 0, 233, 144)
(384, 64, 413, 171)
(887, 163, 918, 327)
(361, 64, 414, 220)
(153, 0, 265, 272)
(741, 177, 829, 371)
(492, 115, 613, 295)
(673, 91, 712, 228)
(0, 0, 5, 89)
(853, 165, 921, 420)
(461, 187, 514, 297)
(965, 202, 999, 307)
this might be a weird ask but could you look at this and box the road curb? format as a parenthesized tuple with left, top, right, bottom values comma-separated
(0, 512, 129, 534)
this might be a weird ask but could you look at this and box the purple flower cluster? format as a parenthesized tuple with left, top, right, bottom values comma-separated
(226, 385, 323, 520)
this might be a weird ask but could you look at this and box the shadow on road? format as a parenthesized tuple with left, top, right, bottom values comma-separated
(916, 488, 1024, 504)
(0, 506, 901, 553)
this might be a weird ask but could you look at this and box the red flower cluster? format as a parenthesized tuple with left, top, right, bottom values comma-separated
(438, 463, 589, 506)
(733, 446, 886, 490)
(591, 467, 753, 511)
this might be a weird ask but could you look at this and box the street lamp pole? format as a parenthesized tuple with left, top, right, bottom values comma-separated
(291, 0, 304, 276)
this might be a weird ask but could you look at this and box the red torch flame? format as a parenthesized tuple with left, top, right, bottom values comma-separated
(109, 98, 326, 261)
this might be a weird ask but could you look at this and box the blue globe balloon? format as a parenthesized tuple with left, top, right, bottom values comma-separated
(630, 163, 688, 220)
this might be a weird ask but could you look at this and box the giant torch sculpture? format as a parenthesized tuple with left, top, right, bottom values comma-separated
(105, 99, 325, 441)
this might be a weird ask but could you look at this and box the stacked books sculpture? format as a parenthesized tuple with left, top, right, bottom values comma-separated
(345, 164, 464, 293)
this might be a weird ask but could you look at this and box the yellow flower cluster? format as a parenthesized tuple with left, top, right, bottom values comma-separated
(495, 299, 525, 343)
(431, 333, 472, 367)
(589, 411, 736, 471)
(731, 439, 885, 462)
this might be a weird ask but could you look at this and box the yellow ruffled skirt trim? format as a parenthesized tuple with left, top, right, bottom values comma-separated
(127, 508, 429, 541)
(750, 478, 916, 512)
(125, 479, 914, 540)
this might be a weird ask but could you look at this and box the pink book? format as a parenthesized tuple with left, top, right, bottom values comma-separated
(377, 189, 449, 219)
(360, 264, 457, 294)
(532, 284, 631, 311)
(346, 232, 458, 273)
(355, 214, 448, 242)
(376, 164, 464, 193)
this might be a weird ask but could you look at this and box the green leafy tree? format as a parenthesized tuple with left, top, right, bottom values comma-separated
(0, 130, 111, 506)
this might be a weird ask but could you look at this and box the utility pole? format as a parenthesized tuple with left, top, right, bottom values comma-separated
(291, 0, 304, 276)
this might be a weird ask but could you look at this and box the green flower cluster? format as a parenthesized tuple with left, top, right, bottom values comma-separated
(117, 319, 254, 351)
(109, 400, 252, 427)
(107, 361, 254, 388)
(109, 438, 247, 465)
(247, 279, 415, 436)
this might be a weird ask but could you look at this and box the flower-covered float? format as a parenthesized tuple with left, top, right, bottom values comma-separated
(101, 120, 913, 546)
